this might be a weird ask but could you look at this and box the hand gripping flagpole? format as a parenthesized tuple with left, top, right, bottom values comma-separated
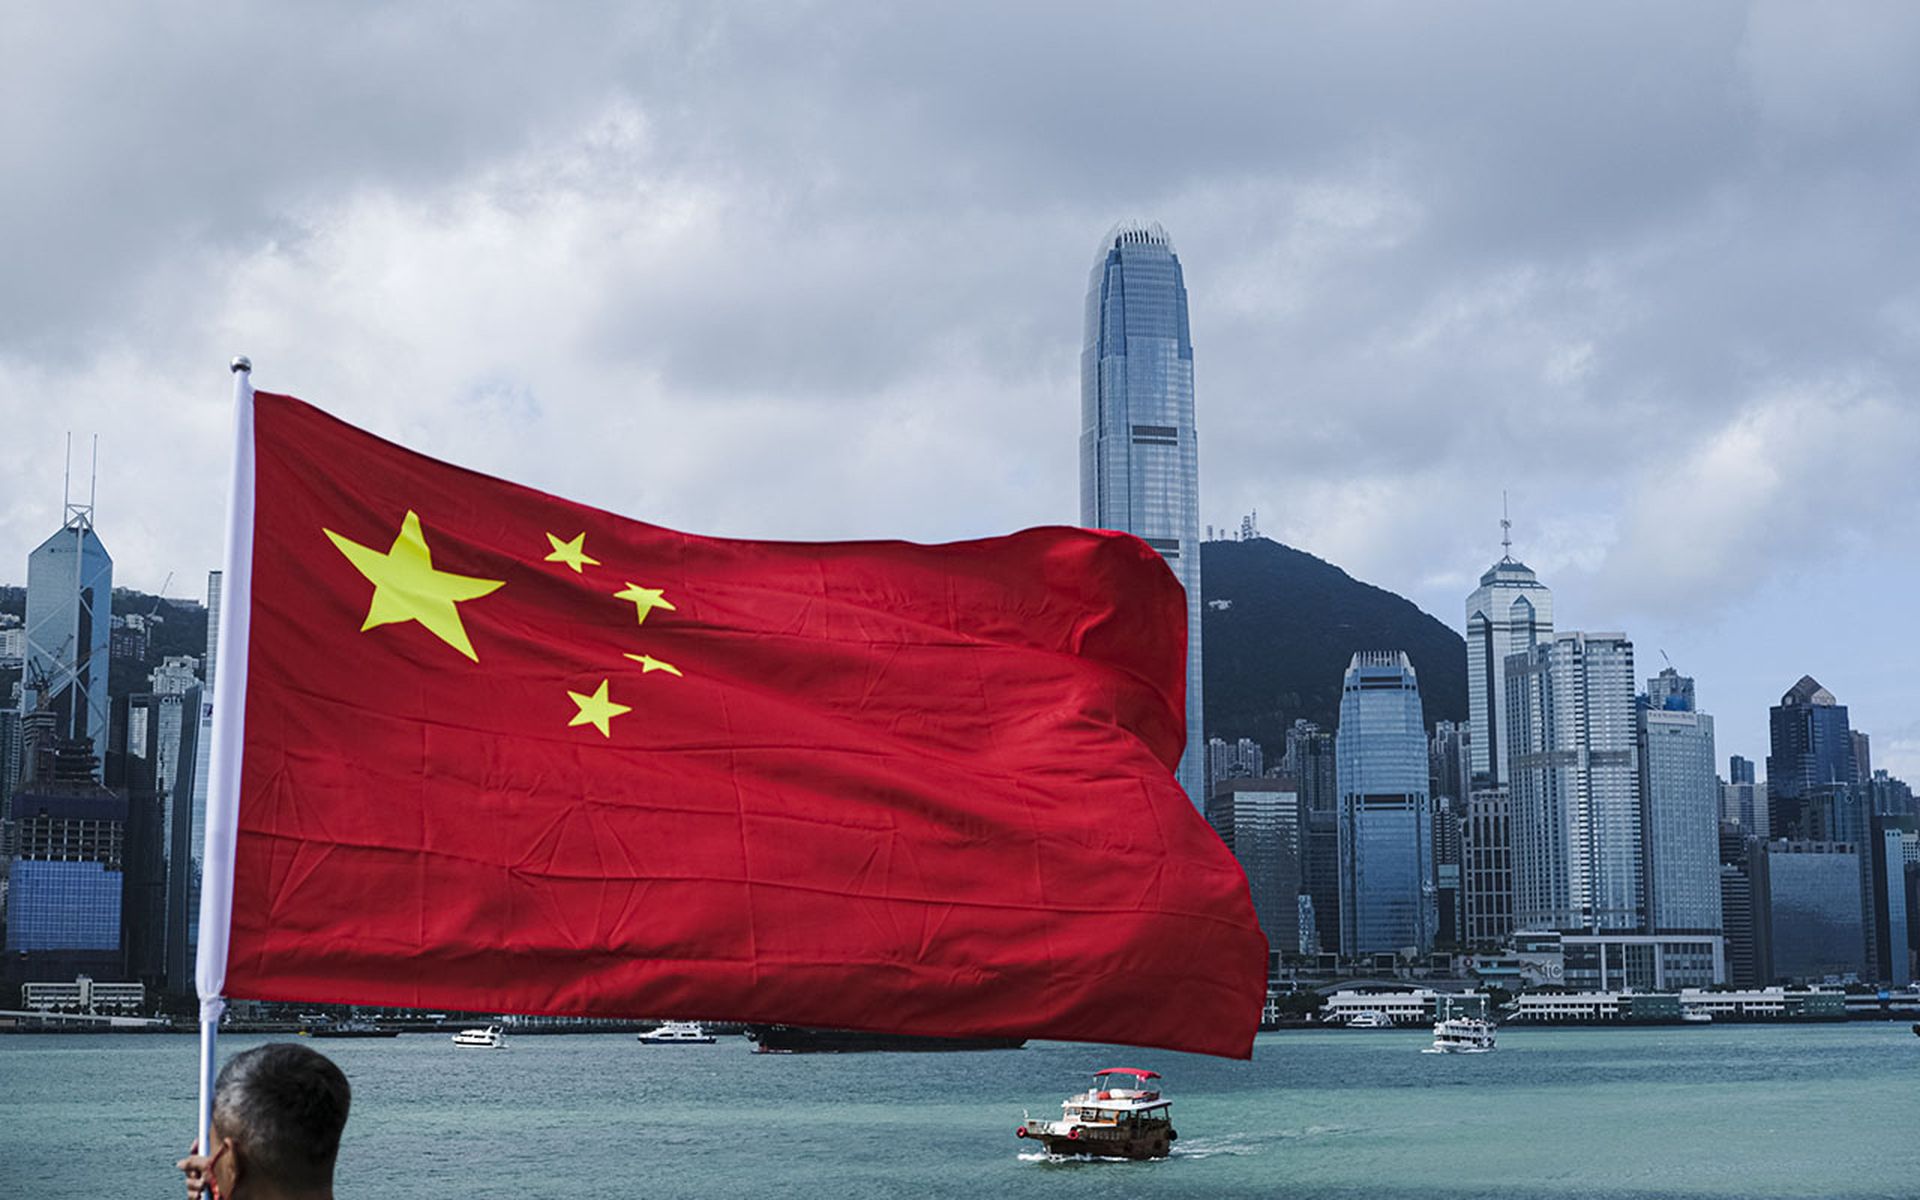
(194, 355, 258, 1153)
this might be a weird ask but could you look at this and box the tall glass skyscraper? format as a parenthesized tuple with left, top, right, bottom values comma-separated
(1767, 676, 1855, 839)
(1507, 632, 1642, 933)
(21, 511, 113, 774)
(1464, 543, 1552, 789)
(1638, 669, 1721, 936)
(1336, 651, 1435, 955)
(1081, 222, 1203, 805)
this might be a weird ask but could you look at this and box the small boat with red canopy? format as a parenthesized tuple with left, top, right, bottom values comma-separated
(1016, 1067, 1177, 1159)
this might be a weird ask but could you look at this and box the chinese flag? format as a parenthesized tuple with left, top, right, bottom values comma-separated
(222, 391, 1267, 1056)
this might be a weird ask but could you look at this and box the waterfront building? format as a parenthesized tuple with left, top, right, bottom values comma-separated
(1336, 652, 1435, 956)
(1207, 777, 1306, 955)
(3, 782, 127, 985)
(20, 975, 145, 1014)
(1507, 632, 1643, 933)
(1321, 988, 1488, 1025)
(1464, 528, 1553, 789)
(1504, 928, 1724, 991)
(1767, 676, 1855, 839)
(1081, 222, 1202, 804)
(1755, 841, 1866, 983)
(1284, 719, 1337, 814)
(1638, 672, 1721, 937)
(21, 508, 114, 775)
(1463, 786, 1515, 947)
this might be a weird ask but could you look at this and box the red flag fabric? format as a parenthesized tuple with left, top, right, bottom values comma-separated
(223, 391, 1267, 1056)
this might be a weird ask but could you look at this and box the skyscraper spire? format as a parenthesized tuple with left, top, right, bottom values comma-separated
(1500, 490, 1513, 562)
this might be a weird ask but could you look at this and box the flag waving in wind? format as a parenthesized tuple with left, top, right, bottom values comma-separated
(198, 383, 1267, 1058)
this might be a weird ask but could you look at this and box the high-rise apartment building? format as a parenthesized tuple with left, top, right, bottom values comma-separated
(1429, 720, 1471, 804)
(1508, 632, 1642, 933)
(1081, 222, 1202, 805)
(1464, 533, 1552, 789)
(1336, 652, 1435, 955)
(1206, 736, 1264, 799)
(1767, 676, 1855, 839)
(21, 510, 113, 775)
(1433, 795, 1464, 947)
(1638, 671, 1721, 937)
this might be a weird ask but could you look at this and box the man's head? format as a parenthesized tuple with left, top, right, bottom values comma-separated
(208, 1043, 351, 1197)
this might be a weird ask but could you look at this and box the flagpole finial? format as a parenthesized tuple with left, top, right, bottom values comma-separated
(230, 355, 252, 374)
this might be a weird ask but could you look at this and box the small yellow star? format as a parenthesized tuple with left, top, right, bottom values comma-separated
(324, 510, 504, 662)
(566, 679, 631, 738)
(613, 582, 677, 625)
(544, 532, 601, 573)
(623, 653, 683, 677)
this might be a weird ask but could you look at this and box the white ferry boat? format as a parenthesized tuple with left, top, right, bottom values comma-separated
(1429, 1017, 1496, 1053)
(637, 1021, 718, 1045)
(1016, 1068, 1176, 1159)
(451, 1025, 507, 1049)
(1343, 1010, 1394, 1029)
(1681, 1008, 1713, 1024)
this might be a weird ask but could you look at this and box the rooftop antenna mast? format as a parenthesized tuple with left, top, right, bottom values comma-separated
(1500, 490, 1513, 561)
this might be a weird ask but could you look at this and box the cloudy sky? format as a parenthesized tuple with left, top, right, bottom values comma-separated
(4, 3, 1917, 777)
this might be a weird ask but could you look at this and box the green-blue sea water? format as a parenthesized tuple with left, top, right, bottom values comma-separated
(4, 1023, 1915, 1198)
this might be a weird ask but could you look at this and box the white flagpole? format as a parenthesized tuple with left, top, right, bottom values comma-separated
(194, 355, 258, 1151)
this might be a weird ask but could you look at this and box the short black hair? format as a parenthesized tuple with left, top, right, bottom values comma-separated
(212, 1043, 352, 1190)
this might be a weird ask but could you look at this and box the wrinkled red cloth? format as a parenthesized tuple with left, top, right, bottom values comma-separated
(225, 391, 1266, 1057)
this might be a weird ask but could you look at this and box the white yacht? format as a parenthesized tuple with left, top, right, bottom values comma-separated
(451, 1025, 507, 1049)
(1429, 1017, 1497, 1053)
(1343, 1010, 1394, 1029)
(637, 1021, 718, 1045)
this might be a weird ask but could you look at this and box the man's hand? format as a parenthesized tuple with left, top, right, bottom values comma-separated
(176, 1143, 211, 1199)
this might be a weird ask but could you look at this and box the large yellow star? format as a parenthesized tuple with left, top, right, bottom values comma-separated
(324, 511, 505, 662)
(613, 582, 677, 625)
(544, 531, 601, 573)
(567, 679, 631, 737)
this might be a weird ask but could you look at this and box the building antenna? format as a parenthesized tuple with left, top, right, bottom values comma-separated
(64, 431, 72, 513)
(1500, 490, 1513, 561)
(89, 434, 98, 515)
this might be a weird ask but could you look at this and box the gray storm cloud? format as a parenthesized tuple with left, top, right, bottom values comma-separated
(3, 1, 1917, 773)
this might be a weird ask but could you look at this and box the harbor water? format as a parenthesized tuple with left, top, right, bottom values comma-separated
(4, 1022, 1915, 1198)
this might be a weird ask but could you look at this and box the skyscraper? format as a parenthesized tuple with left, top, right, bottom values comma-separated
(1081, 222, 1202, 804)
(1723, 754, 1765, 836)
(1464, 530, 1552, 789)
(1206, 777, 1306, 955)
(1336, 651, 1435, 955)
(1767, 676, 1855, 839)
(1463, 787, 1515, 947)
(186, 570, 222, 972)
(1508, 632, 1642, 933)
(1637, 669, 1721, 936)
(1754, 840, 1867, 983)
(21, 509, 113, 775)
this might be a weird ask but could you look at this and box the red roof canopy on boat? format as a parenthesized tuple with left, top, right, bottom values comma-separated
(1093, 1067, 1161, 1078)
